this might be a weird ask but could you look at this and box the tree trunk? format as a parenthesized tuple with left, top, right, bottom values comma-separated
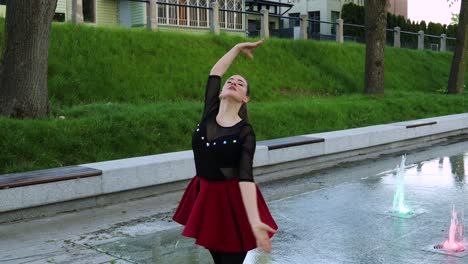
(364, 0, 388, 95)
(447, 0, 467, 94)
(0, 0, 57, 118)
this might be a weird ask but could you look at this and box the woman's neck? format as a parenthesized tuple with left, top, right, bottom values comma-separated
(217, 98, 242, 126)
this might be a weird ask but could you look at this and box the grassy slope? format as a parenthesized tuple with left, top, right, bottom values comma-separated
(45, 23, 464, 106)
(0, 20, 467, 173)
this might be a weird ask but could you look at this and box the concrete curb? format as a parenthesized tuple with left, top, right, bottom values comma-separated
(1, 113, 468, 222)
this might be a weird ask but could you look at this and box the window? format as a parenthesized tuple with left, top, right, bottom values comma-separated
(248, 19, 260, 31)
(53, 13, 66, 22)
(179, 0, 187, 25)
(289, 13, 300, 28)
(308, 11, 320, 34)
(219, 0, 226, 27)
(83, 0, 95, 23)
(188, 0, 198, 26)
(158, 1, 167, 24)
(158, 0, 209, 28)
(269, 6, 277, 15)
(247, 19, 260, 36)
(269, 21, 276, 30)
(331, 11, 339, 34)
(156, 0, 243, 29)
(169, 0, 178, 25)
(198, 0, 208, 27)
(219, 0, 243, 30)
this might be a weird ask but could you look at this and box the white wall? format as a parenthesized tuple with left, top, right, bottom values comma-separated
(281, 0, 343, 35)
(325, 0, 341, 34)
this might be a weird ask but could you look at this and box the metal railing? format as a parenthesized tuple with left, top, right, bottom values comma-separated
(343, 23, 365, 43)
(69, 0, 457, 52)
(269, 15, 301, 39)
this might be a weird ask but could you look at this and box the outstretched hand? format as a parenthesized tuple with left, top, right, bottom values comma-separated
(252, 221, 277, 253)
(235, 40, 264, 59)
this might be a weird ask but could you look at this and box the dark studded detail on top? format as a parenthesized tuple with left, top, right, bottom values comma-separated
(191, 75, 256, 182)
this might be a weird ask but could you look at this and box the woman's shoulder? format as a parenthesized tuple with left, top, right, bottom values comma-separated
(240, 121, 255, 136)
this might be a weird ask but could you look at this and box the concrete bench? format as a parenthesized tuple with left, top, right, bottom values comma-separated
(0, 166, 102, 189)
(258, 136, 325, 150)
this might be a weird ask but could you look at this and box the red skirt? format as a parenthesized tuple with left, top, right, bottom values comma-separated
(172, 176, 278, 253)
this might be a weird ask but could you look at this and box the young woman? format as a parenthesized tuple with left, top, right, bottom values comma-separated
(172, 40, 278, 264)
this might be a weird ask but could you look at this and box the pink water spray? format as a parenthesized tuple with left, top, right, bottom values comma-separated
(440, 205, 465, 252)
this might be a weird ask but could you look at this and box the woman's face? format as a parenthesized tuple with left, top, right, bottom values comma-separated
(219, 75, 250, 103)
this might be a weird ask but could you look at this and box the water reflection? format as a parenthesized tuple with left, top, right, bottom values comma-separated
(449, 155, 465, 188)
(96, 228, 213, 264)
(380, 153, 468, 190)
(99, 143, 468, 263)
(417, 162, 423, 173)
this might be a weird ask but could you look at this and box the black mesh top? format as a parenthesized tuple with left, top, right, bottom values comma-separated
(191, 75, 256, 182)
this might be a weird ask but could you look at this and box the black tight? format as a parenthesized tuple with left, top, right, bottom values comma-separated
(209, 250, 247, 264)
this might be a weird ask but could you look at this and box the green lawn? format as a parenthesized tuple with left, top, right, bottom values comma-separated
(0, 20, 467, 174)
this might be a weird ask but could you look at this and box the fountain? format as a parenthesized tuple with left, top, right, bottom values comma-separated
(392, 155, 411, 215)
(434, 205, 465, 252)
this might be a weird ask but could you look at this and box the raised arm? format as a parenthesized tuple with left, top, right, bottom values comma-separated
(210, 40, 264, 77)
(203, 40, 264, 118)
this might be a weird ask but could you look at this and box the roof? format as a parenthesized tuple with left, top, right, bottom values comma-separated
(245, 0, 294, 8)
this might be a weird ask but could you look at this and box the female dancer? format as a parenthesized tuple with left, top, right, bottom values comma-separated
(173, 40, 277, 264)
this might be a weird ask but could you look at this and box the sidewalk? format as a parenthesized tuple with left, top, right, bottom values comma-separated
(3, 137, 468, 263)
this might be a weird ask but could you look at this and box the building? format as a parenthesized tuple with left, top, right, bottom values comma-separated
(245, 0, 294, 37)
(387, 0, 408, 19)
(0, 0, 246, 34)
(282, 0, 407, 38)
(344, 0, 408, 18)
(284, 0, 342, 37)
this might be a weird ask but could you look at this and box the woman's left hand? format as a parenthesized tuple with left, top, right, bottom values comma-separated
(252, 222, 277, 253)
(235, 40, 264, 59)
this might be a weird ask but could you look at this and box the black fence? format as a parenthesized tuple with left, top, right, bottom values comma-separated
(343, 23, 365, 43)
(269, 14, 299, 39)
(120, 0, 458, 52)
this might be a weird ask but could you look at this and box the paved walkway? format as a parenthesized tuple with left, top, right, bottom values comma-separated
(1, 140, 468, 263)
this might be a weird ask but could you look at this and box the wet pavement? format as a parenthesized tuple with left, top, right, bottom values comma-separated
(1, 138, 468, 264)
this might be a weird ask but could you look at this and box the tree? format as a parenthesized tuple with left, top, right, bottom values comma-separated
(447, 0, 467, 94)
(0, 0, 58, 118)
(364, 0, 388, 95)
(451, 13, 460, 25)
(342, 3, 366, 41)
(419, 20, 427, 32)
